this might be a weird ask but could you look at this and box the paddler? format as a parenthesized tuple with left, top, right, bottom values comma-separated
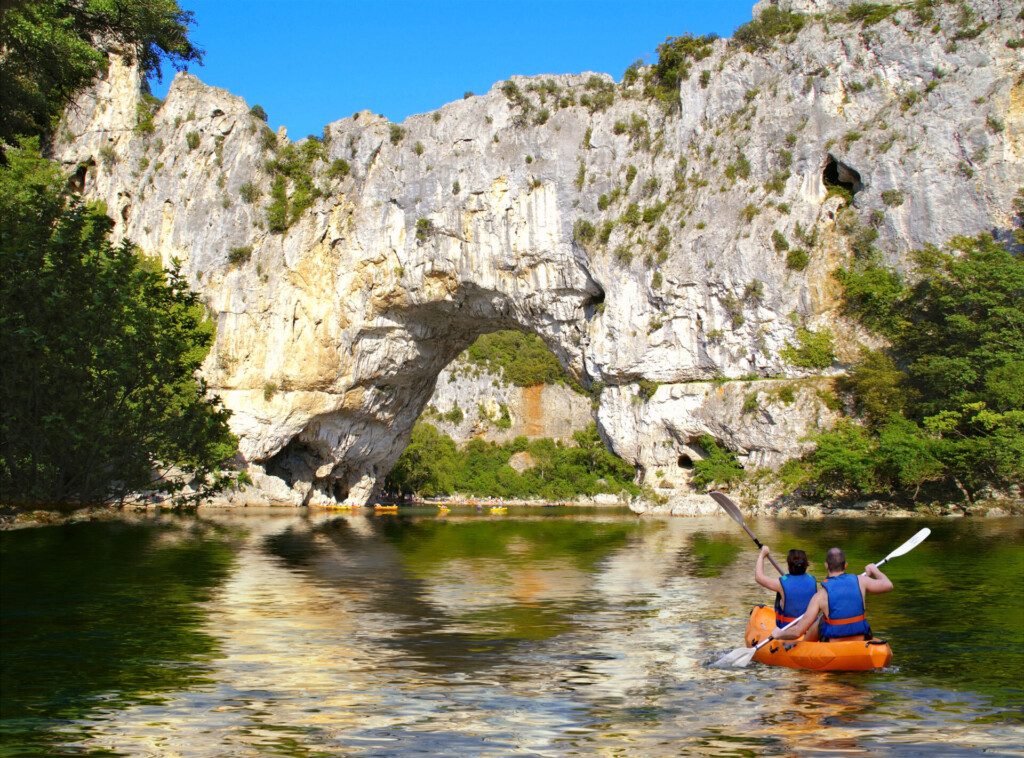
(772, 546, 893, 642)
(755, 546, 818, 637)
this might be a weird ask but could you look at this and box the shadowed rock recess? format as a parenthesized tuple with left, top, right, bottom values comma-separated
(55, 0, 1022, 512)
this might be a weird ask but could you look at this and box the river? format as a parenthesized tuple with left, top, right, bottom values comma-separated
(1, 508, 1022, 756)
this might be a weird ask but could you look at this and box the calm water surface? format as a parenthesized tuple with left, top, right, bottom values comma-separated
(1, 509, 1022, 756)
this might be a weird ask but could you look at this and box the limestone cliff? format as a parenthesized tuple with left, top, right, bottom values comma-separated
(55, 0, 1023, 513)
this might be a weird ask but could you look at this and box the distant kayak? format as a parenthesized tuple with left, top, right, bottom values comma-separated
(744, 605, 892, 671)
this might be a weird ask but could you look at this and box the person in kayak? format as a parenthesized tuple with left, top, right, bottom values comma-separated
(755, 546, 817, 634)
(772, 547, 893, 641)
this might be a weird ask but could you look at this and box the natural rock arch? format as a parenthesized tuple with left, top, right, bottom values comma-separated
(259, 272, 605, 506)
(52, 10, 1020, 511)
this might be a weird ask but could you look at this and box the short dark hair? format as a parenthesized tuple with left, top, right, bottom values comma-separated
(787, 549, 809, 575)
(825, 547, 846, 572)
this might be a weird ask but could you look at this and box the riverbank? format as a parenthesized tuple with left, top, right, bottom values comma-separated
(3, 493, 1021, 530)
(630, 493, 1024, 519)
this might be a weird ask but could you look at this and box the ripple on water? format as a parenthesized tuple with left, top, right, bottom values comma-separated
(0, 511, 1021, 756)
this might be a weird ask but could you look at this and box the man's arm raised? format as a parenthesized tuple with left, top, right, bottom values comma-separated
(861, 563, 894, 594)
(755, 545, 783, 592)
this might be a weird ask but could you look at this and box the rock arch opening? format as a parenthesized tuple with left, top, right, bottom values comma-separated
(246, 267, 615, 508)
(378, 324, 630, 503)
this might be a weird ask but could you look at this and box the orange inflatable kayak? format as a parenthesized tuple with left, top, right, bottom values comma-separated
(743, 605, 893, 671)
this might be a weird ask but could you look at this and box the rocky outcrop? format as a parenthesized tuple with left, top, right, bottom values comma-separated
(55, 1, 1023, 511)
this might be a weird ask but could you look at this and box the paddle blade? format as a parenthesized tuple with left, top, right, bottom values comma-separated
(883, 528, 931, 561)
(711, 645, 757, 668)
(709, 491, 745, 525)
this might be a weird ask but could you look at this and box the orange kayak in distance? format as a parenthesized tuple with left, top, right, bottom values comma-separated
(743, 605, 893, 671)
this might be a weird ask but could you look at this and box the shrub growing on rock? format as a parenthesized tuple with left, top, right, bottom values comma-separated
(733, 8, 806, 51)
(781, 327, 835, 369)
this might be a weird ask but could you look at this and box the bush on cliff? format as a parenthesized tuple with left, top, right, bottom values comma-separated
(733, 8, 807, 52)
(0, 143, 238, 506)
(690, 435, 745, 490)
(465, 330, 579, 389)
(646, 33, 717, 102)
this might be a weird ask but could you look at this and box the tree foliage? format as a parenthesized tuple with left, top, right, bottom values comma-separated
(264, 138, 326, 232)
(0, 143, 237, 506)
(385, 423, 638, 500)
(0, 0, 202, 143)
(465, 330, 575, 388)
(690, 435, 745, 490)
(781, 326, 835, 369)
(646, 33, 717, 101)
(807, 234, 1024, 501)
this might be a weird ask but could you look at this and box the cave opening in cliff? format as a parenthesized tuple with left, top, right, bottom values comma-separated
(677, 454, 693, 469)
(68, 160, 93, 195)
(584, 285, 606, 321)
(823, 154, 863, 198)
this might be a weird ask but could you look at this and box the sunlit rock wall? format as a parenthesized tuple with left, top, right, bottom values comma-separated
(427, 360, 593, 445)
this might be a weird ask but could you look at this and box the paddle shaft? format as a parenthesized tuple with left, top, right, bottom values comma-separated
(739, 522, 786, 575)
(756, 613, 804, 651)
(710, 491, 785, 575)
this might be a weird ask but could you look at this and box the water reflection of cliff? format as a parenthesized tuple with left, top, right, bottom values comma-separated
(7, 512, 1018, 756)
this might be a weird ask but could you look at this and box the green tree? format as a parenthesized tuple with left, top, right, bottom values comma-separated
(839, 348, 909, 427)
(384, 423, 638, 500)
(834, 264, 908, 336)
(385, 422, 458, 497)
(897, 237, 1024, 419)
(806, 420, 879, 496)
(0, 143, 237, 506)
(465, 330, 574, 388)
(647, 33, 717, 101)
(780, 326, 835, 369)
(690, 435, 745, 490)
(733, 8, 806, 51)
(808, 233, 1024, 501)
(0, 0, 202, 143)
(873, 417, 944, 494)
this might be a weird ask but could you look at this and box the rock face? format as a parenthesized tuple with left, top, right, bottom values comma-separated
(55, 1, 1023, 512)
(426, 360, 593, 445)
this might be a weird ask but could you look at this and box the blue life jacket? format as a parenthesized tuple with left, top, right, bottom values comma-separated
(774, 573, 817, 624)
(821, 573, 871, 640)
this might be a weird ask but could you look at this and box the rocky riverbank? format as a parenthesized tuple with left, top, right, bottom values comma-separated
(4, 494, 1021, 530)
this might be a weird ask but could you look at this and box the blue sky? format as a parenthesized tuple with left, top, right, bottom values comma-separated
(151, 1, 754, 139)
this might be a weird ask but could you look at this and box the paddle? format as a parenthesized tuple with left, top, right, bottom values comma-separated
(709, 491, 784, 575)
(871, 527, 931, 569)
(711, 614, 805, 669)
(712, 527, 932, 669)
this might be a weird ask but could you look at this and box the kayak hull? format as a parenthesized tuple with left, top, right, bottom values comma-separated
(743, 605, 892, 671)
